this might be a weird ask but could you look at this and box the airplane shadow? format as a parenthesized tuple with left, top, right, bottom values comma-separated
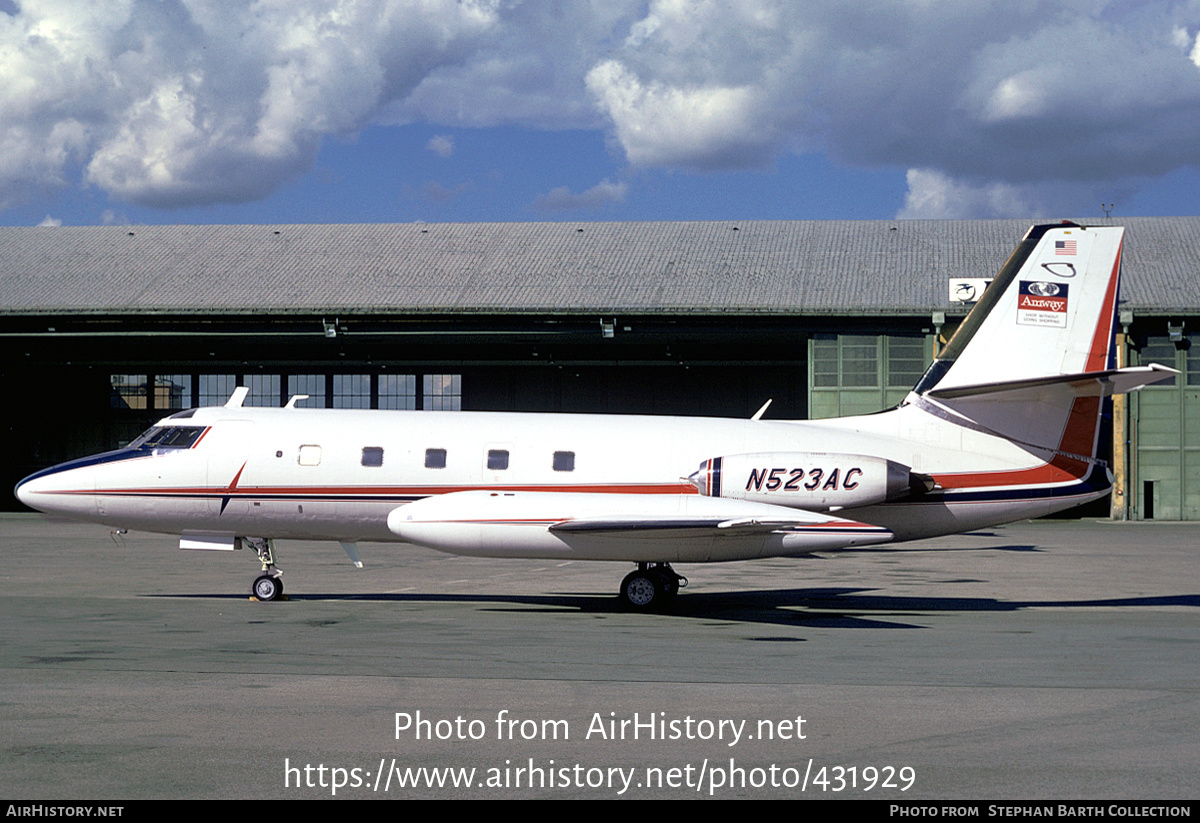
(834, 542, 1041, 555)
(471, 588, 1200, 629)
(156, 586, 1200, 630)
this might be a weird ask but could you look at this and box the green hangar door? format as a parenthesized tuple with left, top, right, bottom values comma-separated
(1134, 335, 1200, 520)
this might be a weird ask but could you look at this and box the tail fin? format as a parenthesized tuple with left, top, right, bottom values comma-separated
(906, 223, 1174, 492)
(914, 222, 1124, 395)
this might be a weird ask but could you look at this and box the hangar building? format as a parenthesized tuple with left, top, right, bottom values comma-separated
(2, 218, 1198, 519)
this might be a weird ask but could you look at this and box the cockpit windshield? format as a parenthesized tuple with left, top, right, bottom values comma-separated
(127, 425, 208, 451)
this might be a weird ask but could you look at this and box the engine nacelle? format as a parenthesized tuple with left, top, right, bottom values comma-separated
(688, 452, 919, 511)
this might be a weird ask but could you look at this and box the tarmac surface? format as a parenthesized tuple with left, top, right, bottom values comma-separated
(1, 513, 1197, 800)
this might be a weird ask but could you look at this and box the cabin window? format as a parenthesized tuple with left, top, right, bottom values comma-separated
(487, 449, 509, 470)
(298, 445, 322, 466)
(128, 426, 207, 451)
(361, 447, 384, 467)
(425, 448, 447, 469)
(553, 451, 575, 472)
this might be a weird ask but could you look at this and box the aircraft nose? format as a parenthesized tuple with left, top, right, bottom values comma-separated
(14, 464, 92, 516)
(15, 471, 56, 511)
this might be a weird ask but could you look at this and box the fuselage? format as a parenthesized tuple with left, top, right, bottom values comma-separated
(15, 399, 1109, 551)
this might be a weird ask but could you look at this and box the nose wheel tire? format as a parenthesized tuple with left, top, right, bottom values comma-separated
(252, 574, 283, 602)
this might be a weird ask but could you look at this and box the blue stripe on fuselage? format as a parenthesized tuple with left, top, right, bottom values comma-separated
(14, 448, 149, 495)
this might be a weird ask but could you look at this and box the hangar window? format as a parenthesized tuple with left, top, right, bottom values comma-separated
(289, 374, 325, 407)
(809, 334, 933, 419)
(424, 374, 462, 411)
(887, 338, 928, 387)
(110, 374, 148, 409)
(1140, 338, 1178, 387)
(839, 336, 879, 388)
(487, 449, 509, 470)
(199, 375, 238, 407)
(361, 447, 384, 467)
(334, 375, 371, 409)
(1191, 337, 1200, 387)
(553, 451, 575, 472)
(425, 448, 447, 469)
(379, 374, 417, 410)
(156, 375, 192, 409)
(244, 374, 281, 407)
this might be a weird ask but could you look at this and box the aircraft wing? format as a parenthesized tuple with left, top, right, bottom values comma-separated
(388, 490, 893, 562)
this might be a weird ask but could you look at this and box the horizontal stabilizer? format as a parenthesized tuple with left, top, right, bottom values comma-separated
(912, 364, 1178, 460)
(924, 364, 1178, 401)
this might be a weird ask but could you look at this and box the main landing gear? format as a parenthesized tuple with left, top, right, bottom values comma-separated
(246, 537, 285, 602)
(619, 563, 687, 610)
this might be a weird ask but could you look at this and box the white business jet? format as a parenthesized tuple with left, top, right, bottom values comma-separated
(14, 223, 1175, 608)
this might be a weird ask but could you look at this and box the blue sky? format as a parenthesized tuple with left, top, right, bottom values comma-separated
(2, 124, 916, 225)
(4, 1, 1200, 228)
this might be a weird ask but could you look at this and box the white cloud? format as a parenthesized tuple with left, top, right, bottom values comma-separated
(586, 1, 1200, 209)
(585, 61, 775, 170)
(0, 0, 497, 208)
(532, 179, 627, 211)
(427, 135, 454, 157)
(982, 73, 1049, 123)
(898, 169, 1039, 219)
(898, 168, 1138, 220)
(385, 0, 644, 129)
(37, 214, 61, 226)
(4, 1, 1200, 214)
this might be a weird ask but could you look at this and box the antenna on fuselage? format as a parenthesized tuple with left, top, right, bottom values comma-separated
(285, 394, 310, 409)
(224, 387, 249, 408)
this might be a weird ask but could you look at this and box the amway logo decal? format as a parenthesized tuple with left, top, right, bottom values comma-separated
(1017, 281, 1069, 328)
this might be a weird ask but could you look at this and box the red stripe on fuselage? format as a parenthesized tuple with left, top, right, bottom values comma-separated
(70, 482, 701, 498)
(933, 395, 1100, 490)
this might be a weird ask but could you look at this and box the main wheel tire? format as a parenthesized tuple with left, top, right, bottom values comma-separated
(252, 574, 282, 602)
(619, 570, 660, 609)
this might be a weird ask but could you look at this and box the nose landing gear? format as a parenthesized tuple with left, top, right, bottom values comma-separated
(246, 537, 286, 602)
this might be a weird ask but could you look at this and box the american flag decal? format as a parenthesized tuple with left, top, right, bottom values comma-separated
(1055, 240, 1077, 256)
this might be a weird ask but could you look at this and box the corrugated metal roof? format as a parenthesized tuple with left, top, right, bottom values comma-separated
(1, 217, 1197, 316)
